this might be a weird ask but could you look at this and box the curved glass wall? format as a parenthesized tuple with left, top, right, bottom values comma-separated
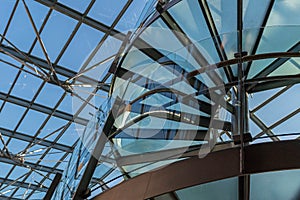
(52, 0, 300, 199)
(152, 169, 300, 200)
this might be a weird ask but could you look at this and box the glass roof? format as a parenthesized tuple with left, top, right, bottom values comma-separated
(1, 0, 300, 199)
(0, 0, 148, 199)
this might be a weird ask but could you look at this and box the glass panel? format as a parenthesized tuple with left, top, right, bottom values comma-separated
(273, 112, 300, 140)
(58, 24, 105, 71)
(57, 93, 73, 114)
(17, 189, 33, 199)
(12, 187, 28, 197)
(0, 1, 15, 33)
(256, 84, 300, 126)
(0, 163, 13, 177)
(35, 83, 65, 108)
(115, 0, 148, 31)
(269, 58, 300, 77)
(0, 185, 15, 197)
(57, 123, 81, 145)
(31, 10, 77, 61)
(58, 0, 91, 13)
(248, 86, 283, 110)
(22, 144, 45, 163)
(7, 138, 29, 154)
(37, 116, 67, 140)
(267, 0, 300, 26)
(39, 149, 65, 168)
(86, 36, 121, 71)
(207, 0, 237, 34)
(243, 0, 270, 29)
(10, 71, 43, 101)
(29, 192, 46, 200)
(255, 26, 300, 65)
(16, 109, 48, 135)
(5, 1, 48, 52)
(140, 93, 173, 107)
(0, 103, 26, 130)
(92, 164, 112, 179)
(175, 177, 238, 200)
(8, 166, 30, 180)
(250, 170, 300, 200)
(168, 0, 210, 42)
(140, 18, 186, 56)
(0, 56, 19, 93)
(170, 81, 197, 95)
(88, 0, 127, 26)
(103, 169, 123, 187)
(57, 154, 71, 170)
(248, 58, 276, 79)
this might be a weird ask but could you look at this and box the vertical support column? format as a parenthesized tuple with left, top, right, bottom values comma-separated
(44, 173, 62, 200)
(236, 0, 250, 200)
(237, 0, 245, 174)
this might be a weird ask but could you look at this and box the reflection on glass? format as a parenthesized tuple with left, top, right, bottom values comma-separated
(153, 177, 238, 200)
(250, 170, 300, 200)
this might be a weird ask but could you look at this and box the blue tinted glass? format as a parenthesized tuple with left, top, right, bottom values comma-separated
(115, 0, 148, 31)
(208, 0, 237, 34)
(8, 166, 30, 180)
(0, 103, 26, 130)
(273, 111, 300, 139)
(5, 1, 48, 52)
(255, 26, 300, 56)
(268, 0, 300, 26)
(10, 71, 43, 101)
(0, 57, 19, 93)
(58, 0, 91, 13)
(16, 110, 48, 135)
(0, 163, 13, 177)
(37, 116, 67, 140)
(57, 123, 81, 145)
(176, 177, 238, 200)
(35, 83, 65, 108)
(140, 18, 184, 56)
(29, 192, 46, 199)
(269, 58, 300, 77)
(39, 149, 65, 168)
(251, 170, 300, 200)
(256, 84, 300, 127)
(31, 10, 77, 61)
(88, 0, 126, 26)
(58, 24, 104, 71)
(243, 0, 270, 29)
(57, 92, 73, 114)
(0, 1, 15, 33)
(7, 138, 29, 154)
(168, 0, 210, 42)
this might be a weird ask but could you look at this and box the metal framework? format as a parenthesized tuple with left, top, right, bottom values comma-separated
(0, 0, 300, 199)
(93, 140, 300, 200)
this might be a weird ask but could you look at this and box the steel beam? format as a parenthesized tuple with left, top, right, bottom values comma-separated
(34, 0, 124, 40)
(250, 112, 279, 141)
(0, 44, 110, 92)
(0, 177, 47, 192)
(0, 156, 63, 174)
(93, 140, 300, 200)
(244, 0, 275, 77)
(43, 173, 62, 200)
(0, 91, 88, 126)
(0, 127, 72, 153)
(254, 41, 300, 78)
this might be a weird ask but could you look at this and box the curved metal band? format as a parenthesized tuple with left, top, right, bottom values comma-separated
(94, 140, 300, 200)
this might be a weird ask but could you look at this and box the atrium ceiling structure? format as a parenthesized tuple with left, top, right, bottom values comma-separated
(1, 0, 300, 200)
(0, 0, 148, 199)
